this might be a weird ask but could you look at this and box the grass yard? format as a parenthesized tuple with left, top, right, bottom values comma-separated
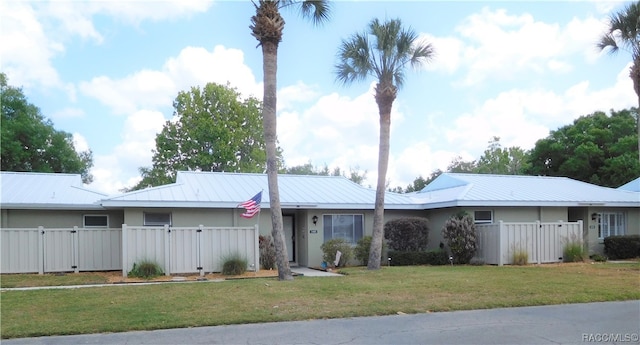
(1, 262, 639, 339)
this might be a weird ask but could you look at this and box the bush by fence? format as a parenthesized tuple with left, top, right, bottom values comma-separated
(384, 217, 430, 251)
(604, 235, 640, 260)
(387, 250, 449, 266)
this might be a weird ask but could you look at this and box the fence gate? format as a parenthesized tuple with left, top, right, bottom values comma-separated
(43, 228, 78, 273)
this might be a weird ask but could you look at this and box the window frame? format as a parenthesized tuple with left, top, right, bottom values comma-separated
(323, 214, 364, 245)
(597, 212, 626, 239)
(473, 210, 493, 224)
(143, 212, 172, 227)
(83, 214, 109, 228)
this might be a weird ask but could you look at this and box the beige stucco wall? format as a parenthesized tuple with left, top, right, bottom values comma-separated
(1, 209, 124, 228)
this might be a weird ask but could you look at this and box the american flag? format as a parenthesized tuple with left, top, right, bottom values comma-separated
(238, 191, 262, 219)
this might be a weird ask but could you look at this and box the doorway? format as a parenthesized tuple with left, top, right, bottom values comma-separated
(283, 215, 295, 263)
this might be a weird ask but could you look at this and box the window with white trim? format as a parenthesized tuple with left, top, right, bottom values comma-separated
(144, 212, 172, 226)
(473, 210, 493, 224)
(83, 215, 109, 228)
(323, 214, 363, 244)
(598, 212, 625, 239)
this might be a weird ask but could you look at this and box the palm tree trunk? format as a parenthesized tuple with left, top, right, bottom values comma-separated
(368, 93, 393, 270)
(632, 62, 640, 162)
(262, 39, 293, 281)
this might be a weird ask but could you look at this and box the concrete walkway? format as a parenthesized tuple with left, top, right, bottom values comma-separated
(3, 301, 638, 345)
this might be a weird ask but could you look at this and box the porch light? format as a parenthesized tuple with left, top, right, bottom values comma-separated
(591, 213, 598, 221)
(312, 215, 318, 225)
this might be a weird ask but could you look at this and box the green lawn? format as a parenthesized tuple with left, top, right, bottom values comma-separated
(1, 263, 639, 339)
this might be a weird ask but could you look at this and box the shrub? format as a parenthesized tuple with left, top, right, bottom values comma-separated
(259, 235, 277, 270)
(604, 235, 640, 260)
(562, 236, 587, 263)
(387, 250, 449, 266)
(590, 253, 608, 262)
(221, 252, 248, 275)
(128, 259, 163, 279)
(511, 248, 528, 266)
(384, 217, 430, 251)
(354, 236, 386, 266)
(441, 213, 477, 264)
(320, 238, 353, 267)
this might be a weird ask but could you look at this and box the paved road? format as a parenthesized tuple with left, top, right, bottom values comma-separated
(3, 301, 639, 345)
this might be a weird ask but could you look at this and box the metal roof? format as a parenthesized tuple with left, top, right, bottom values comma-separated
(618, 177, 640, 192)
(101, 171, 418, 209)
(414, 173, 640, 208)
(1, 172, 106, 210)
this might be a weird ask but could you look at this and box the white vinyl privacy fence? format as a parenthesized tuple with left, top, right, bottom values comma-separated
(1, 227, 122, 274)
(122, 224, 259, 277)
(475, 221, 583, 266)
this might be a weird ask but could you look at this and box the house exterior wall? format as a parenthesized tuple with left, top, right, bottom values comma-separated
(1, 209, 124, 228)
(580, 207, 640, 255)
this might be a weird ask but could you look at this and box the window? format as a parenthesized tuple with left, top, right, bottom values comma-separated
(474, 210, 493, 224)
(598, 212, 625, 239)
(84, 215, 108, 227)
(323, 214, 363, 244)
(144, 212, 172, 226)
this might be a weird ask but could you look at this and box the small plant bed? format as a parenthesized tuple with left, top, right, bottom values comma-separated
(1, 270, 280, 288)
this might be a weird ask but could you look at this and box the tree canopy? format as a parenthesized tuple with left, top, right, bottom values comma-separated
(526, 108, 639, 187)
(129, 82, 276, 191)
(0, 73, 93, 183)
(282, 161, 368, 185)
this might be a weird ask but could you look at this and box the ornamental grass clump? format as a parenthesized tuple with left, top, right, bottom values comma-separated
(562, 233, 587, 262)
(441, 213, 478, 264)
(511, 247, 529, 266)
(221, 252, 248, 275)
(128, 260, 164, 279)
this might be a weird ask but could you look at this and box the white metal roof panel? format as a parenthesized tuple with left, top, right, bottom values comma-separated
(102, 171, 417, 209)
(618, 177, 640, 192)
(1, 172, 106, 209)
(416, 173, 640, 207)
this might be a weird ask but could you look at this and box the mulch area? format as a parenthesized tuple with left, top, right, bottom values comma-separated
(88, 269, 280, 284)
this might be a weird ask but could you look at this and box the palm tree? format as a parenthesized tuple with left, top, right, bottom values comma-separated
(598, 1, 640, 160)
(335, 18, 434, 269)
(250, 0, 330, 281)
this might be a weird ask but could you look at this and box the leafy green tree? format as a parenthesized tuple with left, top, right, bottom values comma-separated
(250, 0, 331, 281)
(1, 73, 93, 183)
(475, 137, 530, 174)
(283, 161, 367, 185)
(447, 156, 477, 173)
(129, 82, 273, 190)
(336, 18, 434, 269)
(525, 108, 639, 187)
(598, 1, 640, 160)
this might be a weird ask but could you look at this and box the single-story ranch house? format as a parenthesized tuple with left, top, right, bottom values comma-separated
(1, 171, 638, 274)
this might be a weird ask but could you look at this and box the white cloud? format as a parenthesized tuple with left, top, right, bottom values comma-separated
(81, 45, 262, 115)
(437, 7, 609, 85)
(90, 110, 166, 194)
(0, 1, 63, 89)
(72, 133, 90, 153)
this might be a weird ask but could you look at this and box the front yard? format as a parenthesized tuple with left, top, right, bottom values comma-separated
(1, 262, 638, 339)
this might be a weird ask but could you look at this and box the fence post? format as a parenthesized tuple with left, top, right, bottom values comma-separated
(122, 224, 128, 278)
(38, 226, 45, 275)
(73, 226, 80, 273)
(254, 224, 260, 273)
(536, 221, 542, 265)
(498, 221, 504, 266)
(198, 225, 204, 277)
(164, 224, 171, 276)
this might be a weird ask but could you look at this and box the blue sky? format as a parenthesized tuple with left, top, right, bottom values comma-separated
(2, 1, 635, 194)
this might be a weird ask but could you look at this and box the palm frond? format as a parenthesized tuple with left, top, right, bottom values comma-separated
(335, 17, 434, 90)
(299, 0, 331, 26)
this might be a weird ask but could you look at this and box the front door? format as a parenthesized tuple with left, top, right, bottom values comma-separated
(283, 216, 295, 262)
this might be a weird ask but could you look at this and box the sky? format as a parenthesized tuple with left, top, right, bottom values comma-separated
(1, 0, 636, 195)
